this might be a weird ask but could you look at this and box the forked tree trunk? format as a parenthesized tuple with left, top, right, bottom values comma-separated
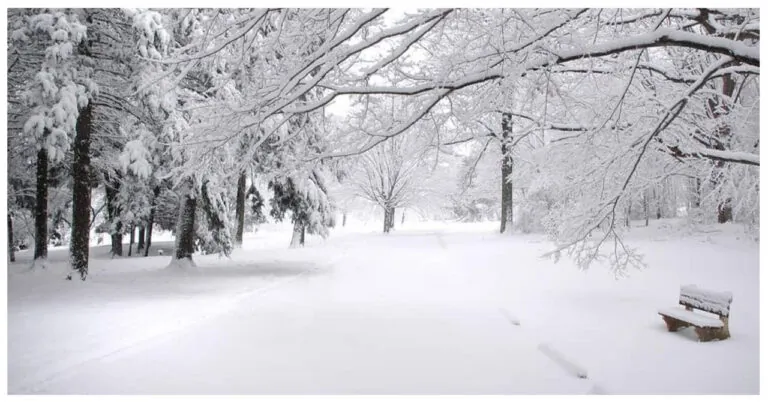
(174, 188, 197, 264)
(500, 112, 514, 234)
(69, 101, 92, 280)
(34, 147, 48, 261)
(8, 214, 15, 262)
(234, 171, 246, 247)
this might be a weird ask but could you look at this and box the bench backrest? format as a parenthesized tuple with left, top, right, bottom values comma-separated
(679, 285, 733, 317)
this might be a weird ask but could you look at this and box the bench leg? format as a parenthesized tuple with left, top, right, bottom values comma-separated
(661, 315, 685, 332)
(720, 317, 731, 340)
(694, 327, 730, 342)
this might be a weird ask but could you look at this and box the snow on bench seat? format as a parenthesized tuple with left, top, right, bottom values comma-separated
(657, 307, 723, 328)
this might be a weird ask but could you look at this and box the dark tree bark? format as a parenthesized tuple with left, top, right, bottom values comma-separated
(104, 172, 123, 256)
(383, 206, 395, 233)
(8, 214, 15, 262)
(383, 208, 389, 233)
(69, 101, 92, 280)
(137, 225, 145, 252)
(128, 225, 135, 256)
(718, 198, 733, 224)
(174, 189, 197, 263)
(235, 171, 246, 247)
(34, 147, 48, 261)
(500, 112, 514, 234)
(144, 185, 160, 257)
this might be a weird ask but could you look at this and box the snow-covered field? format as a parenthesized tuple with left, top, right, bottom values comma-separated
(6, 220, 760, 394)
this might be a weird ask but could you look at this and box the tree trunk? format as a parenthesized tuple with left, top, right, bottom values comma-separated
(290, 219, 304, 248)
(342, 210, 347, 227)
(626, 197, 632, 228)
(384, 207, 395, 233)
(137, 225, 145, 252)
(234, 171, 246, 247)
(718, 198, 733, 224)
(383, 206, 393, 233)
(8, 214, 15, 262)
(382, 208, 388, 233)
(401, 209, 406, 225)
(708, 87, 734, 222)
(692, 177, 702, 209)
(500, 112, 514, 234)
(104, 172, 123, 257)
(144, 185, 160, 257)
(174, 188, 197, 264)
(644, 191, 650, 227)
(34, 147, 48, 261)
(651, 188, 660, 219)
(110, 232, 123, 256)
(69, 101, 92, 280)
(700, 23, 735, 223)
(128, 226, 135, 256)
(144, 222, 152, 256)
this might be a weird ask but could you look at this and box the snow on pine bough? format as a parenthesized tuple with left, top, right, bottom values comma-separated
(658, 285, 733, 342)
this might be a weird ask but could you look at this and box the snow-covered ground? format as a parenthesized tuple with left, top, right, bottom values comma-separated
(6, 219, 760, 394)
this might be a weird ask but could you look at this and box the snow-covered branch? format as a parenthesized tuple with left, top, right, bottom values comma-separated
(666, 145, 759, 166)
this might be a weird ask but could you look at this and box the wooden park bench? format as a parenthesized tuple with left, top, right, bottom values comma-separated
(658, 285, 733, 342)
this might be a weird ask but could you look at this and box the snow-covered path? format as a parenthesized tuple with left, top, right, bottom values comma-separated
(10, 228, 592, 394)
(7, 221, 759, 394)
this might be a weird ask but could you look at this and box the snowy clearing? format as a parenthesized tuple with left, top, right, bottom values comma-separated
(6, 219, 759, 394)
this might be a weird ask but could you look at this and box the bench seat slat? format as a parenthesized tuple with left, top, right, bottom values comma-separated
(658, 307, 724, 328)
